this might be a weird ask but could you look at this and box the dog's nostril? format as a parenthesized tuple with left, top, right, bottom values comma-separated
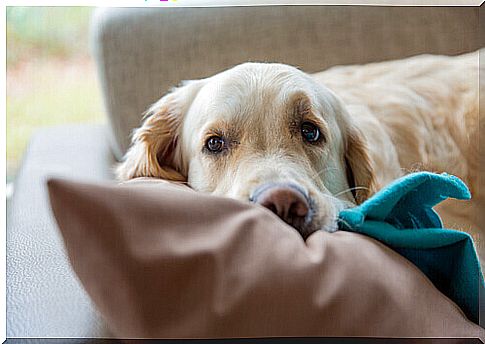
(255, 186, 309, 223)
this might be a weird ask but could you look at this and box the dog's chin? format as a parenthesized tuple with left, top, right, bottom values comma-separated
(296, 218, 338, 240)
(265, 204, 340, 240)
(320, 220, 339, 233)
(296, 196, 350, 239)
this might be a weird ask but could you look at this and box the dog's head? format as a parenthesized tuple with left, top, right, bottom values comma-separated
(117, 63, 376, 237)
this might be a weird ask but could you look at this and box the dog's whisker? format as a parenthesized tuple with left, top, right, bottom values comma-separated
(336, 217, 352, 230)
(318, 193, 337, 200)
(310, 167, 340, 180)
(333, 186, 370, 198)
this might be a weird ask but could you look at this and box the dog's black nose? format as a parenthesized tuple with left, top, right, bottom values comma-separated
(251, 183, 310, 230)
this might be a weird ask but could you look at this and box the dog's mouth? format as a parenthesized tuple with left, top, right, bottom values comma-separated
(249, 182, 334, 239)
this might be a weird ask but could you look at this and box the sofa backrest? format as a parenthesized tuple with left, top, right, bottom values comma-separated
(91, 6, 481, 160)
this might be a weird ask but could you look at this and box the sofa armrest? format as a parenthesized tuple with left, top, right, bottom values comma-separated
(7, 124, 115, 337)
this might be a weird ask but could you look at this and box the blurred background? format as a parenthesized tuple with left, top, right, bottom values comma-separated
(6, 7, 104, 198)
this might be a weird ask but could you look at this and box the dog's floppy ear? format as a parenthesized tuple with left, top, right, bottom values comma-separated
(344, 125, 377, 204)
(116, 80, 205, 181)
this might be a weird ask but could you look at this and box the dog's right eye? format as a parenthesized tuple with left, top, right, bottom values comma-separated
(205, 136, 225, 153)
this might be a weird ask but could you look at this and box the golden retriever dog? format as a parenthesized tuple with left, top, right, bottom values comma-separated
(116, 52, 480, 246)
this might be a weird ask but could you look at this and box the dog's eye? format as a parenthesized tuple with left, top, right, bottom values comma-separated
(205, 136, 225, 153)
(301, 122, 321, 143)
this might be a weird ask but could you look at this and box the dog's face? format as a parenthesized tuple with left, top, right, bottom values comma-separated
(117, 63, 376, 238)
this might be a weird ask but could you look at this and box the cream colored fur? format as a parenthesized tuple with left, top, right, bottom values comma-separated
(313, 51, 480, 253)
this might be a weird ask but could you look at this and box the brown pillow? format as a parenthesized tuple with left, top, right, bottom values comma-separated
(47, 177, 484, 339)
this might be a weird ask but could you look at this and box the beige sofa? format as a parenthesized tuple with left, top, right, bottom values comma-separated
(6, 4, 482, 339)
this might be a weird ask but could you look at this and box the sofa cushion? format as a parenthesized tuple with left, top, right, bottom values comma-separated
(47, 177, 484, 339)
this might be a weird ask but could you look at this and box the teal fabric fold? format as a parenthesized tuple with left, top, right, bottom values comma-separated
(339, 172, 484, 324)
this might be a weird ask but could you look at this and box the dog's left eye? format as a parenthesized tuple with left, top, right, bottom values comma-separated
(205, 136, 225, 153)
(301, 122, 321, 143)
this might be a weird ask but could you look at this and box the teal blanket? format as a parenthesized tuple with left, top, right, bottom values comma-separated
(338, 172, 484, 324)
